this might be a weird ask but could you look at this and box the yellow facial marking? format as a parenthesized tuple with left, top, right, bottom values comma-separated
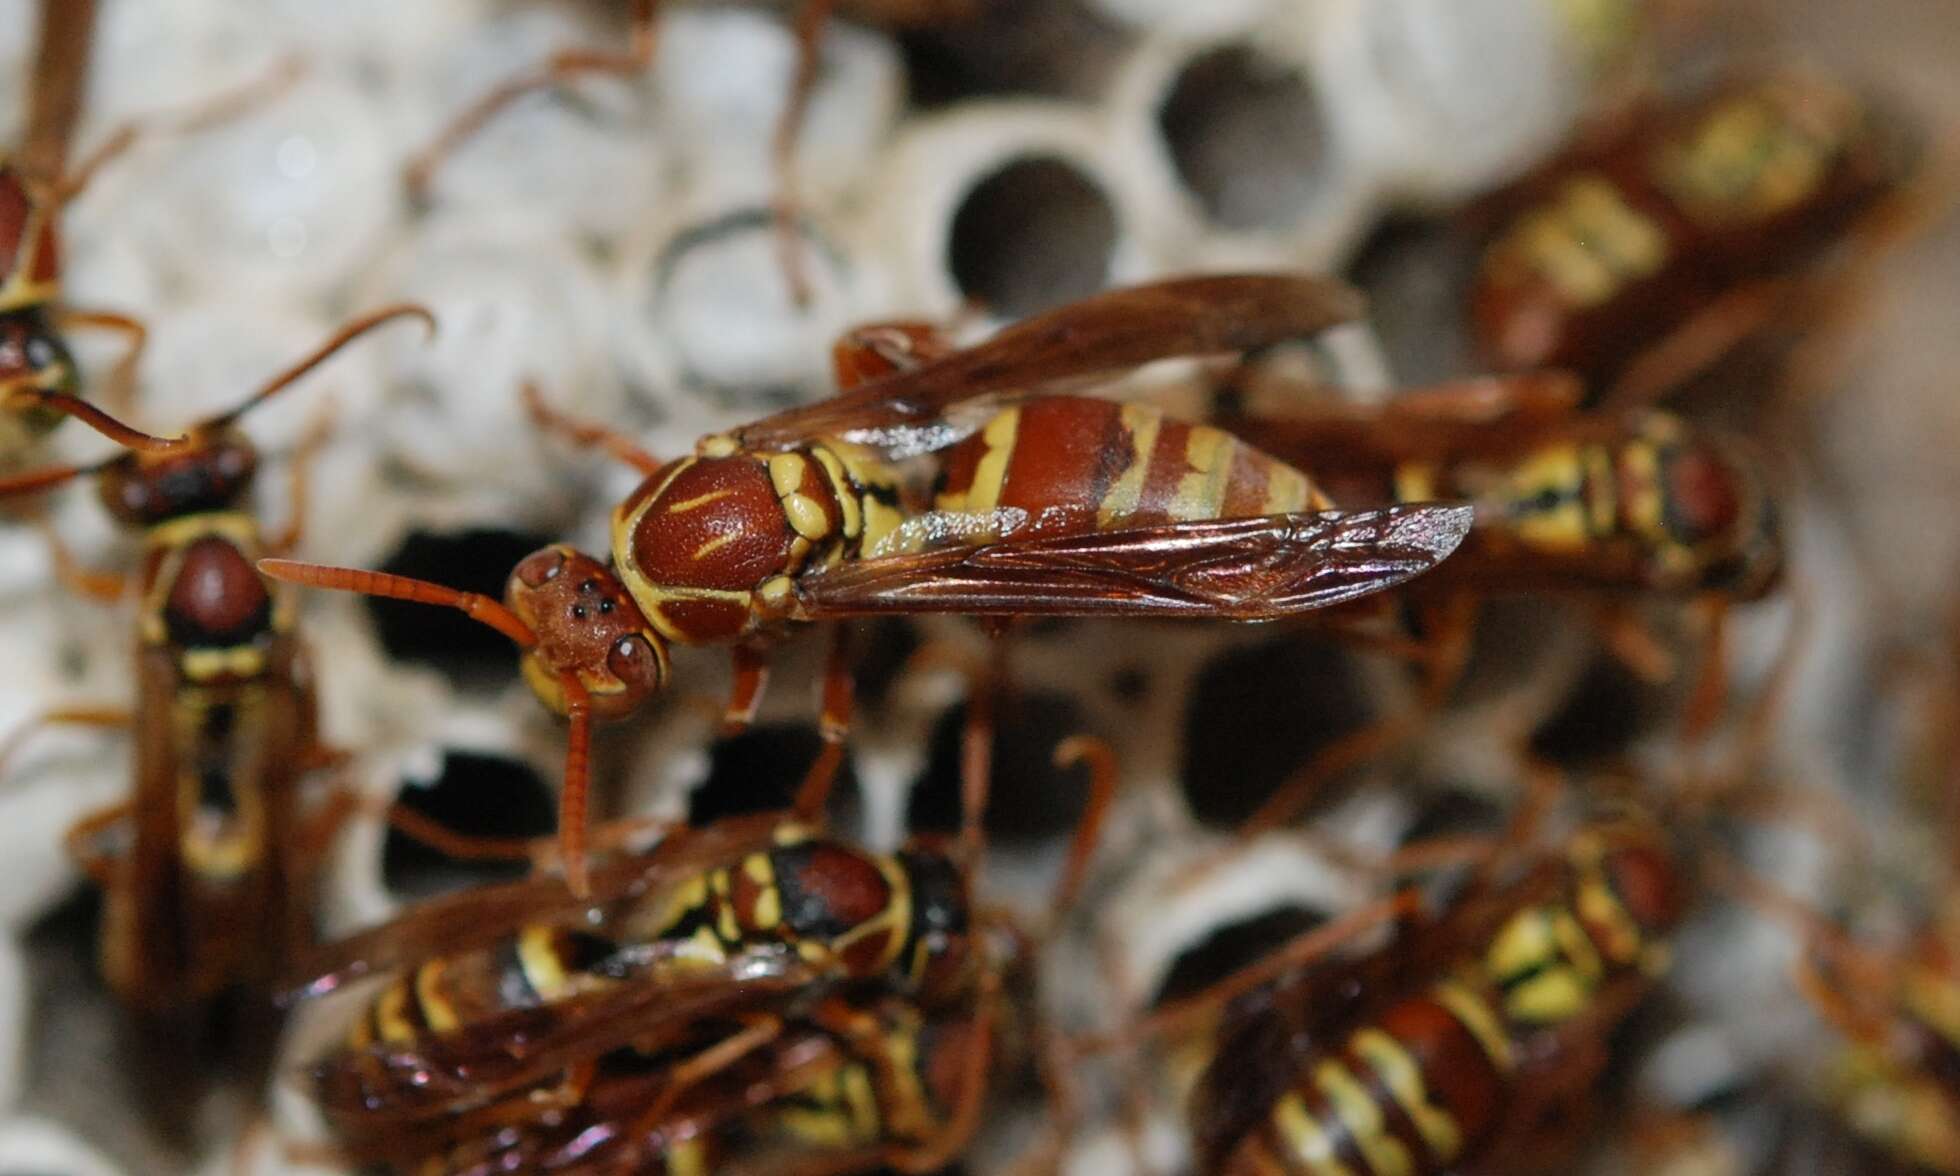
(1435, 978, 1515, 1072)
(1273, 1092, 1360, 1176)
(1094, 404, 1162, 526)
(517, 925, 573, 1000)
(415, 960, 462, 1034)
(697, 434, 740, 458)
(1552, 908, 1606, 981)
(1507, 967, 1591, 1023)
(1576, 874, 1643, 965)
(1488, 907, 1559, 981)
(1352, 1028, 1462, 1163)
(375, 981, 417, 1044)
(1316, 1059, 1416, 1176)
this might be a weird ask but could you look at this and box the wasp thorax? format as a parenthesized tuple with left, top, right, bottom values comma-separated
(97, 430, 258, 526)
(616, 450, 829, 645)
(0, 159, 60, 314)
(508, 545, 667, 719)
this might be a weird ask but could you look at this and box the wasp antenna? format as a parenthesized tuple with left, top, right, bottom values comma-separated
(213, 304, 437, 428)
(556, 672, 594, 900)
(0, 460, 96, 500)
(13, 389, 187, 453)
(256, 558, 538, 648)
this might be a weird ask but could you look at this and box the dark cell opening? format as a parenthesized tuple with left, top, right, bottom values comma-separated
(850, 617, 923, 711)
(947, 156, 1116, 320)
(896, 0, 1124, 107)
(1530, 653, 1673, 766)
(1346, 214, 1479, 384)
(908, 689, 1091, 843)
(366, 528, 554, 689)
(383, 750, 559, 900)
(1151, 903, 1326, 1007)
(687, 723, 859, 828)
(1157, 45, 1327, 232)
(1180, 636, 1375, 827)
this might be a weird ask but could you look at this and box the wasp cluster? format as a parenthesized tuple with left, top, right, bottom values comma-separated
(0, 0, 1952, 1173)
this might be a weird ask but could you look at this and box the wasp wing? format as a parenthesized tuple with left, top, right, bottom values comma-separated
(1230, 372, 1586, 474)
(308, 954, 821, 1126)
(283, 813, 787, 1003)
(789, 505, 1472, 621)
(730, 274, 1365, 455)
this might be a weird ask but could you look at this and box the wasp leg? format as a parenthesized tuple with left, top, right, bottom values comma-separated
(58, 54, 306, 203)
(404, 0, 660, 205)
(771, 0, 838, 308)
(627, 1012, 788, 1140)
(0, 704, 131, 781)
(722, 641, 774, 739)
(793, 624, 856, 818)
(54, 308, 146, 415)
(522, 380, 664, 476)
(1603, 277, 1797, 411)
(63, 799, 132, 887)
(38, 522, 127, 603)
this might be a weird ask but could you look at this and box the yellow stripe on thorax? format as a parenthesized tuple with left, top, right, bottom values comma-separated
(1433, 977, 1515, 1073)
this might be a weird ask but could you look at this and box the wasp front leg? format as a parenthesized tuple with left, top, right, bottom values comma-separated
(404, 0, 660, 205)
(53, 307, 146, 414)
(37, 520, 127, 603)
(63, 800, 132, 887)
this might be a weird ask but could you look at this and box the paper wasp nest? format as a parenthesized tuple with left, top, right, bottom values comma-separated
(0, 0, 1948, 1172)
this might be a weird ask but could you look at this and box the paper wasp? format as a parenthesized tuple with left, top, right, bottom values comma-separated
(285, 670, 1115, 1174)
(259, 273, 1474, 894)
(0, 305, 434, 1013)
(1204, 370, 1778, 831)
(1154, 813, 1685, 1175)
(1233, 372, 1780, 603)
(0, 4, 313, 475)
(1470, 70, 1927, 408)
